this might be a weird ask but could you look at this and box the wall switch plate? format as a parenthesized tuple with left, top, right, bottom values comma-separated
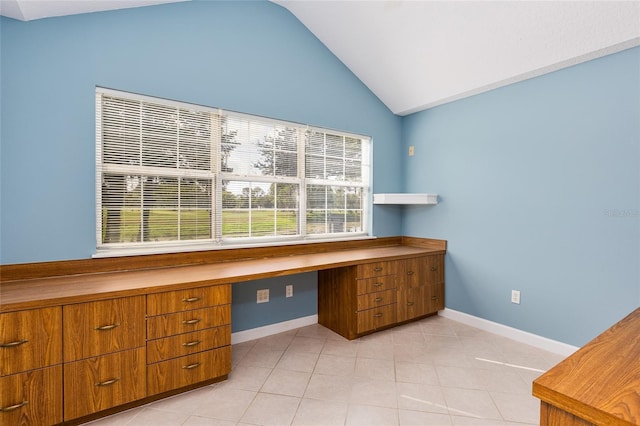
(286, 284, 293, 298)
(257, 289, 269, 303)
(408, 146, 415, 156)
(511, 290, 521, 304)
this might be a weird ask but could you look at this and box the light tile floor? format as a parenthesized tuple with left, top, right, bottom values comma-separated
(87, 315, 566, 426)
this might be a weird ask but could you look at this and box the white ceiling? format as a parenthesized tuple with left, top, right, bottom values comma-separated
(2, 0, 639, 115)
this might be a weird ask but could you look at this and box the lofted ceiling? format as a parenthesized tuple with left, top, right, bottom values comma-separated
(1, 0, 639, 115)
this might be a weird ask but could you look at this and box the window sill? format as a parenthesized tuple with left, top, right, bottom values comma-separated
(93, 235, 376, 259)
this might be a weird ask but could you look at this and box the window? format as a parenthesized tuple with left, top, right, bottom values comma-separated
(96, 88, 371, 254)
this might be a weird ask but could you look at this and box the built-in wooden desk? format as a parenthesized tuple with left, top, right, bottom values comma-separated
(0, 236, 446, 425)
(533, 308, 640, 426)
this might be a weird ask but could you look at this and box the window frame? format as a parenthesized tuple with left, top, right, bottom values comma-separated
(95, 87, 372, 257)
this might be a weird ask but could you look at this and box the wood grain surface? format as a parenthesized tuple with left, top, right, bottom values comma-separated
(533, 308, 640, 426)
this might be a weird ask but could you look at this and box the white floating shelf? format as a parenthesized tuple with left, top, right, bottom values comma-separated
(373, 193, 438, 205)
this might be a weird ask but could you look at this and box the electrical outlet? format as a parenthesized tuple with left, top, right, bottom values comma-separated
(286, 284, 293, 298)
(408, 145, 415, 156)
(511, 290, 521, 304)
(257, 289, 269, 303)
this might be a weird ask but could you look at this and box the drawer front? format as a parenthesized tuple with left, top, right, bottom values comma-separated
(147, 325, 231, 364)
(356, 275, 396, 295)
(147, 284, 231, 316)
(0, 365, 62, 426)
(63, 296, 146, 362)
(424, 254, 445, 285)
(147, 305, 231, 340)
(147, 346, 231, 395)
(428, 282, 445, 312)
(357, 261, 395, 278)
(356, 290, 396, 311)
(0, 307, 62, 376)
(397, 287, 427, 322)
(356, 304, 397, 334)
(63, 347, 146, 420)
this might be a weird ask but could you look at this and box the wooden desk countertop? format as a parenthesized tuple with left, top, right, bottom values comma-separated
(533, 308, 640, 425)
(0, 243, 444, 313)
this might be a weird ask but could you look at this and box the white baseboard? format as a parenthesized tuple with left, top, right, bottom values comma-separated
(439, 308, 579, 356)
(231, 315, 319, 345)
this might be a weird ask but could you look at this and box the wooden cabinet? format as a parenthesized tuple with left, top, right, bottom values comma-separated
(0, 307, 63, 426)
(62, 296, 146, 421)
(397, 254, 445, 323)
(63, 348, 146, 420)
(0, 366, 63, 426)
(63, 296, 146, 362)
(146, 284, 232, 396)
(319, 254, 445, 340)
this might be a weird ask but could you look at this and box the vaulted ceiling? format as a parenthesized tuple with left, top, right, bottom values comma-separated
(2, 0, 639, 115)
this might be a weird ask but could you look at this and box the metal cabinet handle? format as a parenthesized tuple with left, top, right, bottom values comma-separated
(431, 296, 438, 300)
(374, 267, 383, 272)
(95, 323, 120, 331)
(374, 313, 383, 318)
(95, 378, 120, 387)
(0, 401, 29, 412)
(182, 363, 201, 370)
(0, 339, 28, 348)
(374, 297, 383, 302)
(182, 297, 201, 303)
(182, 319, 201, 325)
(182, 340, 201, 347)
(407, 302, 415, 306)
(406, 271, 414, 276)
(430, 266, 437, 272)
(373, 282, 384, 287)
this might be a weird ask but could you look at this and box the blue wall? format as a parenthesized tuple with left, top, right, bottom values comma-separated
(2, 1, 638, 344)
(402, 46, 640, 346)
(0, 0, 403, 265)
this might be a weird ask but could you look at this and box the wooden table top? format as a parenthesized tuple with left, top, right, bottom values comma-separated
(533, 307, 640, 425)
(1, 245, 443, 312)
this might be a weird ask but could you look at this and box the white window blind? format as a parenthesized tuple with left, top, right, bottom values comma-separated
(96, 88, 370, 254)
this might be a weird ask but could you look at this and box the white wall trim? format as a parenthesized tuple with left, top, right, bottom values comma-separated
(439, 308, 579, 356)
(231, 315, 318, 344)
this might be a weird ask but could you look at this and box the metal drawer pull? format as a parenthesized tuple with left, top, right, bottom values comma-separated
(182, 363, 201, 370)
(374, 313, 383, 318)
(430, 266, 437, 271)
(407, 271, 414, 275)
(0, 339, 29, 348)
(182, 340, 201, 347)
(182, 297, 201, 303)
(182, 319, 201, 325)
(373, 282, 384, 287)
(374, 297, 383, 302)
(407, 302, 415, 306)
(95, 378, 120, 387)
(0, 401, 29, 412)
(374, 267, 383, 272)
(431, 296, 438, 300)
(95, 323, 120, 331)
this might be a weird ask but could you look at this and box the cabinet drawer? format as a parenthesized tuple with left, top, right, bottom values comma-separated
(0, 365, 62, 426)
(356, 304, 397, 334)
(147, 305, 231, 340)
(147, 325, 231, 364)
(63, 347, 146, 420)
(356, 275, 396, 295)
(428, 282, 445, 312)
(63, 296, 145, 362)
(147, 346, 231, 395)
(357, 290, 396, 311)
(357, 261, 395, 278)
(424, 255, 445, 284)
(397, 287, 427, 322)
(0, 307, 62, 376)
(147, 284, 231, 316)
